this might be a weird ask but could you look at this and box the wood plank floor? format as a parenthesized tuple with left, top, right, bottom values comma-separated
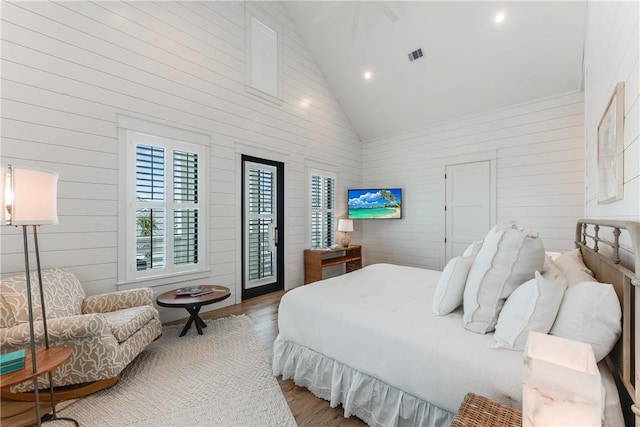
(1, 290, 367, 427)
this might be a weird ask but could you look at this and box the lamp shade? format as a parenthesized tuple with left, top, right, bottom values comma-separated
(1, 166, 59, 226)
(338, 219, 353, 232)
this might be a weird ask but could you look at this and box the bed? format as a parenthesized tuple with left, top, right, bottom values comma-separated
(272, 219, 639, 426)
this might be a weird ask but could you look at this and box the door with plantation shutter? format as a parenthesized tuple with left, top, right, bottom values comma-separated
(242, 156, 284, 299)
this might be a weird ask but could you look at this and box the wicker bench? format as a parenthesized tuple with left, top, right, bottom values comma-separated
(451, 393, 522, 427)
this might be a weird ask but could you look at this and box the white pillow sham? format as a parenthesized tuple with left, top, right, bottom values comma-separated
(491, 271, 566, 350)
(463, 221, 546, 333)
(549, 281, 621, 362)
(463, 240, 483, 257)
(433, 255, 475, 316)
(554, 248, 594, 287)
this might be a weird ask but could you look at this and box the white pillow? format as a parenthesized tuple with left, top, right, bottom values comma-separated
(541, 256, 568, 288)
(554, 248, 594, 287)
(463, 222, 545, 333)
(491, 271, 566, 350)
(433, 256, 475, 316)
(462, 240, 483, 257)
(549, 281, 621, 361)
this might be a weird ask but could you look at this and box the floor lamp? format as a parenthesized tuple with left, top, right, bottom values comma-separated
(1, 165, 78, 426)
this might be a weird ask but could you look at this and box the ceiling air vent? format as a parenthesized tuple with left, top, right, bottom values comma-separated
(408, 48, 423, 62)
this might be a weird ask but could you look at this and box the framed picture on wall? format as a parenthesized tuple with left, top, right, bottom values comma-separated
(597, 82, 625, 204)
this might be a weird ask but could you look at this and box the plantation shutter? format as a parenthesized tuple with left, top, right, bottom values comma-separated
(310, 173, 336, 249)
(135, 145, 166, 270)
(134, 143, 201, 272)
(173, 150, 199, 266)
(248, 168, 274, 281)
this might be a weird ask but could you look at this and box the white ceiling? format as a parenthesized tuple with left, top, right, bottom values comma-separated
(284, 1, 587, 142)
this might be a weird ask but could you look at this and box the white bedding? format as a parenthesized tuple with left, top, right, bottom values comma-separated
(274, 263, 624, 425)
(277, 263, 522, 412)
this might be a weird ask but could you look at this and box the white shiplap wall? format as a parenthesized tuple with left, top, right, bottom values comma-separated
(361, 92, 585, 270)
(584, 1, 639, 220)
(0, 1, 362, 321)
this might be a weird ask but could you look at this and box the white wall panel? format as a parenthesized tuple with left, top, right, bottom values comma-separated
(584, 1, 639, 220)
(362, 92, 585, 270)
(0, 1, 362, 322)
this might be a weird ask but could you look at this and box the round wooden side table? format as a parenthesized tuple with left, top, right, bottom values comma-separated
(0, 346, 79, 426)
(156, 285, 231, 337)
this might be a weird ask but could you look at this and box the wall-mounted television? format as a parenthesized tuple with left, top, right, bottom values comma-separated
(347, 188, 402, 219)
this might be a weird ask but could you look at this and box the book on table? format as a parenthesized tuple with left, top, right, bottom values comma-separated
(0, 348, 25, 375)
(174, 286, 214, 297)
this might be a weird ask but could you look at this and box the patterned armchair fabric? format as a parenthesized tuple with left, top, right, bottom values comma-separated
(0, 268, 162, 393)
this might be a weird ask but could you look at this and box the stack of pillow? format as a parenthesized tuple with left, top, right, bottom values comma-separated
(433, 221, 622, 362)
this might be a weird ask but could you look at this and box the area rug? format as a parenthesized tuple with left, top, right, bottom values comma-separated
(54, 315, 297, 426)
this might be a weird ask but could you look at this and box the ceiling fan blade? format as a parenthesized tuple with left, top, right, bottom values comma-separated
(376, 2, 399, 23)
(314, 1, 342, 24)
(351, 2, 361, 35)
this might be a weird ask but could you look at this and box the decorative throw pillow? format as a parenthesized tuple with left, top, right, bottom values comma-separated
(549, 281, 621, 362)
(463, 221, 545, 333)
(462, 240, 484, 257)
(491, 271, 566, 350)
(433, 255, 475, 316)
(554, 248, 594, 287)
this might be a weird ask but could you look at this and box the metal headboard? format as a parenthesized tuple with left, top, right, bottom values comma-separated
(575, 219, 639, 426)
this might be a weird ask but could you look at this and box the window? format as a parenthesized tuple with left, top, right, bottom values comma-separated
(122, 127, 207, 283)
(245, 10, 281, 102)
(309, 169, 336, 249)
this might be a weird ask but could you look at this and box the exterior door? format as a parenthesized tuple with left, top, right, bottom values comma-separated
(242, 155, 284, 299)
(445, 161, 493, 261)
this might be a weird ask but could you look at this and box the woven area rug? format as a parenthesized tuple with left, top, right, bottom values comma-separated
(53, 315, 297, 426)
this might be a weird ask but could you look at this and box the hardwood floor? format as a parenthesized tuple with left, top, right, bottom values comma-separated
(1, 290, 366, 427)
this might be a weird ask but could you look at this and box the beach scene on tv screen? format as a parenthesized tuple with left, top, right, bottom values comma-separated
(348, 189, 402, 219)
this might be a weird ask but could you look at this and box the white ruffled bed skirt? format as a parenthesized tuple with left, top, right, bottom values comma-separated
(272, 336, 455, 427)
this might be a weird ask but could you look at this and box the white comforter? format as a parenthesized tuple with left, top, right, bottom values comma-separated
(278, 263, 523, 413)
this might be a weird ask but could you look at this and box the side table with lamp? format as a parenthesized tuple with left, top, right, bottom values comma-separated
(0, 165, 78, 427)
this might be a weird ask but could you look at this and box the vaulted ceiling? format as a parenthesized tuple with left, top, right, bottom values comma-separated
(284, 1, 587, 142)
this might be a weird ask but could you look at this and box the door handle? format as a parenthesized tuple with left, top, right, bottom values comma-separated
(269, 223, 277, 251)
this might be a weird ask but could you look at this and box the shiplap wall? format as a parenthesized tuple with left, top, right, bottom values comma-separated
(0, 1, 362, 321)
(361, 92, 585, 270)
(584, 1, 639, 220)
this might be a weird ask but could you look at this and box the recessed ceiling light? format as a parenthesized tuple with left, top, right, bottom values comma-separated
(495, 11, 506, 23)
(363, 70, 373, 80)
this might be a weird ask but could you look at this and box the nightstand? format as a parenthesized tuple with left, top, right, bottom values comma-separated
(303, 245, 362, 284)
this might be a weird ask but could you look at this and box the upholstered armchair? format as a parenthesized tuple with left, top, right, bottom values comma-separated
(0, 268, 162, 398)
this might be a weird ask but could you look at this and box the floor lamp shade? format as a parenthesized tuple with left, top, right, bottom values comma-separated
(1, 166, 59, 226)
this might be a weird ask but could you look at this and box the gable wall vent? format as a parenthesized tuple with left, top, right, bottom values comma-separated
(408, 48, 423, 62)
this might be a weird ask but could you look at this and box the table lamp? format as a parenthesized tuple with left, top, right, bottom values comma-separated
(337, 219, 353, 247)
(523, 332, 602, 426)
(1, 165, 77, 426)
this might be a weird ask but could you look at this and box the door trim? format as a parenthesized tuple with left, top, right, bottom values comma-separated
(241, 155, 285, 300)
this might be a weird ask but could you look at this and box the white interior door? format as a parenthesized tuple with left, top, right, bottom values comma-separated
(445, 161, 493, 261)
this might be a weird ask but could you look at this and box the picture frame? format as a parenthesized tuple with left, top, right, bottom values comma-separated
(597, 82, 625, 204)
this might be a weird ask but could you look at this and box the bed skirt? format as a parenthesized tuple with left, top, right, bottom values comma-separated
(272, 336, 455, 427)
